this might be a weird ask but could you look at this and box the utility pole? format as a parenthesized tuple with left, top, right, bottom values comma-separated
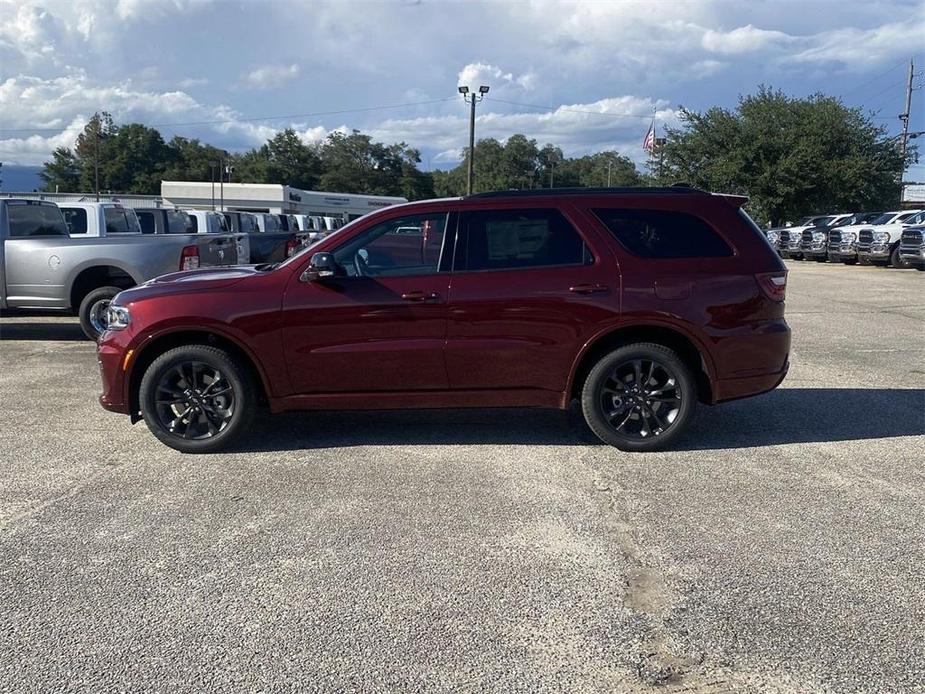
(210, 162, 216, 210)
(459, 85, 489, 195)
(899, 58, 915, 163)
(219, 157, 224, 212)
(94, 126, 101, 202)
(607, 161, 612, 187)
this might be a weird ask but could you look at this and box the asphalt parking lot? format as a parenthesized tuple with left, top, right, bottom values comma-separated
(1, 261, 923, 692)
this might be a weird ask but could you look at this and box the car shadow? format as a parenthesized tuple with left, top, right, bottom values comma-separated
(0, 320, 86, 342)
(238, 388, 924, 452)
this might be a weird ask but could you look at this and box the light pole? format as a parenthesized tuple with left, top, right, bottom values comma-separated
(209, 161, 217, 210)
(459, 85, 489, 195)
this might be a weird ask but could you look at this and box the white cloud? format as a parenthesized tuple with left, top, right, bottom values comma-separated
(702, 25, 794, 54)
(458, 62, 536, 92)
(242, 63, 301, 89)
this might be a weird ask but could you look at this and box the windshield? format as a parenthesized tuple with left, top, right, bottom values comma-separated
(809, 216, 835, 227)
(869, 213, 897, 225)
(831, 216, 855, 227)
(903, 210, 925, 225)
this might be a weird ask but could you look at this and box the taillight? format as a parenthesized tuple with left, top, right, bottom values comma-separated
(756, 271, 787, 302)
(285, 238, 299, 257)
(180, 245, 200, 271)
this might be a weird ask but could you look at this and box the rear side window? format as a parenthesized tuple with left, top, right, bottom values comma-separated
(460, 208, 590, 271)
(188, 215, 199, 232)
(137, 210, 156, 234)
(592, 208, 733, 258)
(104, 207, 131, 234)
(166, 210, 190, 234)
(62, 208, 88, 234)
(7, 202, 69, 237)
(240, 214, 257, 233)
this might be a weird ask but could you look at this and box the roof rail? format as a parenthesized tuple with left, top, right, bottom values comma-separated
(466, 185, 708, 199)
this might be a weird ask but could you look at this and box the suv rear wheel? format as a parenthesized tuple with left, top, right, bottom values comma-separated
(139, 345, 256, 453)
(581, 343, 697, 452)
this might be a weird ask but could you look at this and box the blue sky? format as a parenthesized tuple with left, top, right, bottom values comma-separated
(0, 0, 922, 181)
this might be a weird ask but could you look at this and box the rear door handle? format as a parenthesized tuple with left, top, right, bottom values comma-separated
(569, 283, 609, 294)
(401, 290, 441, 303)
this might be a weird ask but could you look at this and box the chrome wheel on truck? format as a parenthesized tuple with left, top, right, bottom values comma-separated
(581, 343, 696, 452)
(139, 345, 255, 453)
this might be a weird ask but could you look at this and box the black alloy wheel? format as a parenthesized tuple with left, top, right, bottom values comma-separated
(582, 343, 696, 452)
(139, 345, 255, 453)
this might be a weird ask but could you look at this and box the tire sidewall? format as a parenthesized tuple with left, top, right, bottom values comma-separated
(139, 345, 254, 453)
(581, 344, 697, 452)
(78, 285, 122, 341)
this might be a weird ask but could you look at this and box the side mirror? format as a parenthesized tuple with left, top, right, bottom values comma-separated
(301, 252, 337, 282)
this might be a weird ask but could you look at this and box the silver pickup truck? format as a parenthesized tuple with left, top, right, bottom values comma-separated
(0, 199, 237, 340)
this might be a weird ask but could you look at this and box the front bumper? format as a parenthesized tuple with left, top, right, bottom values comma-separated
(97, 332, 132, 414)
(827, 244, 858, 260)
(857, 244, 891, 260)
(899, 246, 925, 264)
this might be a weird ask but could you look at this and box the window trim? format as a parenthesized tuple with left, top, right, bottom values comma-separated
(453, 206, 596, 274)
(588, 206, 736, 260)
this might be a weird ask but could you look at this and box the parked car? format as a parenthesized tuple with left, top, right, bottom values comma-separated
(856, 210, 924, 267)
(799, 213, 854, 262)
(184, 210, 242, 266)
(779, 215, 835, 259)
(60, 202, 143, 237)
(136, 208, 193, 235)
(0, 199, 215, 340)
(898, 221, 925, 270)
(825, 212, 886, 264)
(97, 186, 790, 454)
(247, 213, 303, 263)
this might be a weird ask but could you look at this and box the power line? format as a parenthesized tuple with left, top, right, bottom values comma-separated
(0, 97, 457, 135)
(487, 97, 657, 119)
(839, 58, 912, 99)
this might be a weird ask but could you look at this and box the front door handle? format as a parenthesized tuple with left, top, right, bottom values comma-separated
(569, 283, 609, 294)
(401, 290, 441, 303)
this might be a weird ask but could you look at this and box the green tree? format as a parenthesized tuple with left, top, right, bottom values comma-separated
(164, 137, 229, 183)
(74, 112, 116, 193)
(651, 87, 906, 225)
(40, 147, 81, 192)
(263, 128, 322, 189)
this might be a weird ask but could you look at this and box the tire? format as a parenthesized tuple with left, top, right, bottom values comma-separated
(889, 245, 910, 269)
(842, 259, 858, 265)
(581, 343, 697, 452)
(139, 344, 257, 453)
(78, 285, 123, 341)
(814, 255, 828, 263)
(915, 265, 925, 272)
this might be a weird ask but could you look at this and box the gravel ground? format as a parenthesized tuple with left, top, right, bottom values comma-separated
(1, 260, 923, 692)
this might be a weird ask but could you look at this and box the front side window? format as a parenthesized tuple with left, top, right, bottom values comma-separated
(592, 208, 733, 259)
(332, 213, 448, 278)
(104, 207, 131, 234)
(7, 202, 69, 237)
(459, 208, 589, 272)
(240, 214, 257, 233)
(62, 208, 88, 234)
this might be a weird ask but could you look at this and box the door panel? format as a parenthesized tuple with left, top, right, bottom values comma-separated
(444, 206, 619, 393)
(282, 275, 450, 394)
(281, 211, 454, 395)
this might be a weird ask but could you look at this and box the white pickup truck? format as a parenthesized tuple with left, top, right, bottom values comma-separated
(59, 202, 143, 237)
(856, 209, 924, 267)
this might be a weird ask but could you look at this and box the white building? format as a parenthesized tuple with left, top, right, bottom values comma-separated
(160, 181, 407, 221)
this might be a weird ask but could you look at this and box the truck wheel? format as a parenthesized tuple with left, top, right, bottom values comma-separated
(78, 285, 123, 341)
(842, 259, 858, 265)
(139, 345, 256, 454)
(890, 245, 910, 269)
(581, 343, 697, 452)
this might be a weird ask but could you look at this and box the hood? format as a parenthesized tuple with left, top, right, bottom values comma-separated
(115, 265, 263, 305)
(145, 265, 262, 287)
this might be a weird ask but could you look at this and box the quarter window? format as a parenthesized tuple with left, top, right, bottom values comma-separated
(459, 208, 590, 271)
(333, 214, 448, 277)
(592, 208, 733, 258)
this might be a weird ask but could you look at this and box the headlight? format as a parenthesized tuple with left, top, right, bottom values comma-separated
(873, 231, 890, 243)
(767, 230, 780, 244)
(813, 231, 825, 242)
(106, 305, 131, 330)
(841, 231, 856, 243)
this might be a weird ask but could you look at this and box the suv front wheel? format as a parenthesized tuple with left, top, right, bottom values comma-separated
(139, 345, 256, 453)
(581, 343, 697, 452)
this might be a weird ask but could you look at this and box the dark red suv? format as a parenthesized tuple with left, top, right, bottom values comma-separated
(97, 187, 790, 453)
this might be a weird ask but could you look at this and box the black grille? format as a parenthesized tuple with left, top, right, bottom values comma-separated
(828, 231, 842, 245)
(901, 228, 923, 247)
(858, 229, 874, 250)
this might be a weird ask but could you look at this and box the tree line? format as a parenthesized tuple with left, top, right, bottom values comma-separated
(35, 87, 908, 225)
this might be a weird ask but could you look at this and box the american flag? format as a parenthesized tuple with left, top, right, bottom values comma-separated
(643, 119, 656, 152)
